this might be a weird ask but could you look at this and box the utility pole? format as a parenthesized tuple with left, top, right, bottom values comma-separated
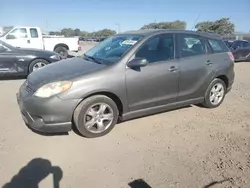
(115, 23, 120, 33)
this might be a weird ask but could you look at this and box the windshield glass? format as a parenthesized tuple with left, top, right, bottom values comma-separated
(84, 34, 144, 64)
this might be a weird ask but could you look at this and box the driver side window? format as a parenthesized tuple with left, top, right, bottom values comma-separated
(6, 28, 27, 39)
(135, 34, 174, 63)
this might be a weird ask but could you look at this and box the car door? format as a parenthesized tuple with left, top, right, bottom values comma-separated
(176, 33, 214, 101)
(231, 41, 250, 60)
(0, 44, 18, 75)
(28, 28, 44, 50)
(238, 41, 250, 58)
(230, 41, 243, 52)
(125, 33, 179, 111)
(4, 27, 31, 48)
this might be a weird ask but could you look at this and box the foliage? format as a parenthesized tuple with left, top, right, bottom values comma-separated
(91, 29, 116, 37)
(49, 28, 116, 37)
(2, 26, 14, 34)
(60, 28, 75, 36)
(141, 20, 186, 30)
(195, 18, 235, 35)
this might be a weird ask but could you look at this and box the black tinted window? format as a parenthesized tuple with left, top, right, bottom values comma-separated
(135, 34, 174, 63)
(30, 28, 38, 38)
(242, 41, 250, 47)
(208, 39, 228, 53)
(179, 35, 206, 58)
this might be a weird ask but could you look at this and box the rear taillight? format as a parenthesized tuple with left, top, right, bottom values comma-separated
(78, 40, 80, 45)
(227, 52, 234, 62)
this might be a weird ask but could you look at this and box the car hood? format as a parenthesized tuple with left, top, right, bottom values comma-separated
(27, 57, 107, 87)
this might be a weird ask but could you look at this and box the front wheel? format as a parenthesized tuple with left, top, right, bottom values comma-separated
(29, 59, 49, 74)
(73, 95, 119, 138)
(202, 78, 227, 108)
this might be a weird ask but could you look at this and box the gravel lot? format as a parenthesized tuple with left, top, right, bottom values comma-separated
(0, 60, 250, 188)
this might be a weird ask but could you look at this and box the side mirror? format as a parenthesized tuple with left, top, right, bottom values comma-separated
(127, 58, 149, 68)
(6, 34, 16, 40)
(0, 46, 7, 53)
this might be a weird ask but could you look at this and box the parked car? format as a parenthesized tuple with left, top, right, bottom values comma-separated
(17, 29, 235, 138)
(227, 40, 250, 62)
(223, 40, 234, 48)
(0, 26, 80, 59)
(0, 40, 61, 76)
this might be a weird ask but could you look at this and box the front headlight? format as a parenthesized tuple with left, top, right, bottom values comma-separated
(50, 54, 61, 60)
(34, 81, 72, 98)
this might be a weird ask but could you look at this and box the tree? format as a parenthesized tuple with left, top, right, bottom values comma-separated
(195, 18, 235, 35)
(61, 28, 75, 36)
(49, 31, 61, 35)
(3, 26, 14, 33)
(141, 20, 186, 30)
(95, 29, 116, 37)
(74, 28, 81, 36)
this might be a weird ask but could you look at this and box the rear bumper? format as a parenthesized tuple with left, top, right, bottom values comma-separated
(16, 92, 81, 133)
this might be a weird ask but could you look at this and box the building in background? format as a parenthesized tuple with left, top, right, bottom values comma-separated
(0, 27, 3, 35)
(223, 32, 250, 41)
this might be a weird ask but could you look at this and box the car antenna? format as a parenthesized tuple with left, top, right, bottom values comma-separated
(191, 14, 200, 31)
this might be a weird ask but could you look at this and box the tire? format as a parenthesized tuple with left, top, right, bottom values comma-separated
(202, 78, 227, 108)
(29, 59, 49, 74)
(73, 95, 119, 138)
(54, 46, 68, 59)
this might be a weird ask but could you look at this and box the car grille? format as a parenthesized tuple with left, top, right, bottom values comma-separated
(24, 81, 35, 93)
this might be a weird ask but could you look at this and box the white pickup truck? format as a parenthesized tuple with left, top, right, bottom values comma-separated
(0, 26, 80, 58)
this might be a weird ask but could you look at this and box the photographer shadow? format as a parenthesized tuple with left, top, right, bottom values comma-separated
(2, 158, 63, 188)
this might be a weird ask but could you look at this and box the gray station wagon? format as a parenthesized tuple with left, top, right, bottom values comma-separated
(17, 29, 235, 138)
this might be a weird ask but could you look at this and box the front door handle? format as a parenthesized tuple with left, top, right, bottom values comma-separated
(169, 66, 178, 72)
(206, 60, 213, 65)
(27, 40, 30, 43)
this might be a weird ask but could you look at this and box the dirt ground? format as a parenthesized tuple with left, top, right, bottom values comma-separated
(0, 61, 250, 188)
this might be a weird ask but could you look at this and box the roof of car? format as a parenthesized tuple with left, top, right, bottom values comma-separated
(120, 29, 222, 39)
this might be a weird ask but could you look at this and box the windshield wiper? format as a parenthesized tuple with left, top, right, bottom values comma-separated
(83, 54, 102, 64)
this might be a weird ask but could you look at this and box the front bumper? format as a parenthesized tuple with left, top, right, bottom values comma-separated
(16, 91, 81, 134)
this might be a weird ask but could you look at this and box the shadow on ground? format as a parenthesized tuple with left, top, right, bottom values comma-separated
(129, 179, 152, 188)
(2, 158, 63, 188)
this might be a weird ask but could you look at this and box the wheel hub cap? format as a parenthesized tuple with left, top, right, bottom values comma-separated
(209, 83, 224, 105)
(84, 103, 114, 134)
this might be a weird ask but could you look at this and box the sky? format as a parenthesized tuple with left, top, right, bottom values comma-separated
(0, 0, 250, 33)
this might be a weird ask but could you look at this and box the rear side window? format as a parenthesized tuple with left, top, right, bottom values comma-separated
(30, 28, 38, 38)
(179, 34, 206, 58)
(208, 39, 229, 53)
(242, 41, 250, 47)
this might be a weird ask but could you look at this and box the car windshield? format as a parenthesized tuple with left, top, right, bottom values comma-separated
(84, 34, 144, 65)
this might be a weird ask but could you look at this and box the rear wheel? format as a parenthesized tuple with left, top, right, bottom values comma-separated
(202, 78, 226, 108)
(73, 95, 119, 138)
(29, 59, 49, 74)
(54, 46, 68, 59)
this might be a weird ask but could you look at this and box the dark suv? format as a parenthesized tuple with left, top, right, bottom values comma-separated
(17, 29, 235, 138)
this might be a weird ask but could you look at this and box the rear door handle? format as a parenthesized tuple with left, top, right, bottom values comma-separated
(169, 66, 178, 72)
(27, 40, 30, 43)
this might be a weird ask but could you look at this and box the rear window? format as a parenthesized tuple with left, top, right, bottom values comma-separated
(208, 39, 229, 53)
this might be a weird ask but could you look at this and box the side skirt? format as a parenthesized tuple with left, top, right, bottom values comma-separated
(121, 97, 204, 121)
